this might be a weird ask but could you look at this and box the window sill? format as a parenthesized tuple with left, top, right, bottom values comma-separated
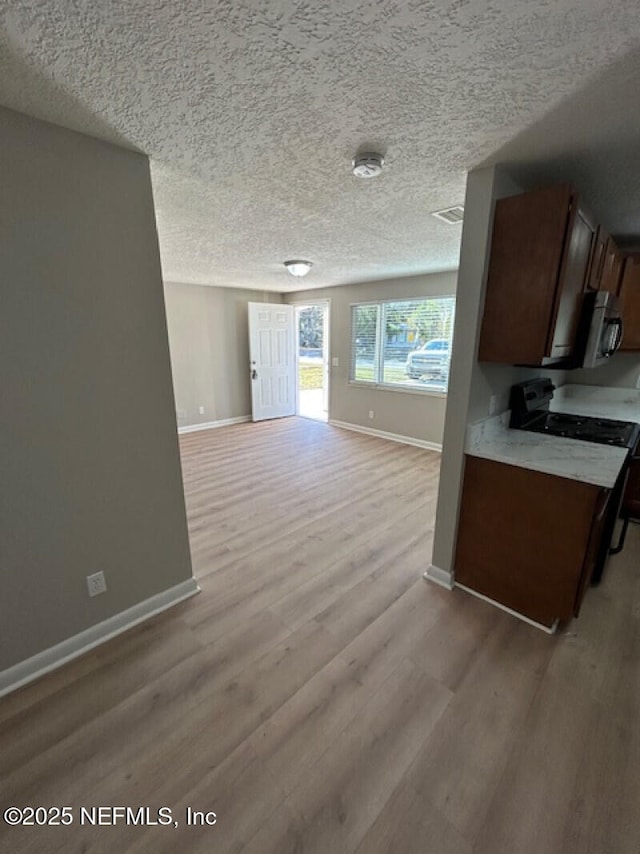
(348, 380, 448, 398)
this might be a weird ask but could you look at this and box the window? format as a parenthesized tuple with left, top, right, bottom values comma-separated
(350, 296, 455, 392)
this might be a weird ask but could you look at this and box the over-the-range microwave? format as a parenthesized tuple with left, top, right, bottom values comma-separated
(578, 290, 623, 368)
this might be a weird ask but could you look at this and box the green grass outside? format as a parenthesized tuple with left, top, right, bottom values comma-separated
(299, 365, 323, 389)
(303, 362, 439, 389)
(355, 365, 408, 383)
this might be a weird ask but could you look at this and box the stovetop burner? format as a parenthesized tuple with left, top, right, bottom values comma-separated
(524, 411, 638, 447)
(509, 377, 640, 450)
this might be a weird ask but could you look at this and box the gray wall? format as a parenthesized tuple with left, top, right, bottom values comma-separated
(164, 282, 283, 428)
(570, 352, 640, 389)
(430, 166, 569, 576)
(0, 107, 193, 671)
(286, 272, 458, 447)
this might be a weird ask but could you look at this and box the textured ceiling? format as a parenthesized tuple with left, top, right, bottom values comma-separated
(1, 1, 640, 291)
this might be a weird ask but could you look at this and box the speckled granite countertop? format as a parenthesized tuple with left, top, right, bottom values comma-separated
(466, 384, 640, 488)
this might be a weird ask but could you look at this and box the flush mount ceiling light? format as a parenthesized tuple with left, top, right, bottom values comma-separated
(352, 152, 385, 178)
(284, 259, 313, 277)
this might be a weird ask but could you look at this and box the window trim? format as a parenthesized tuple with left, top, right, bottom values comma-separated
(349, 294, 455, 396)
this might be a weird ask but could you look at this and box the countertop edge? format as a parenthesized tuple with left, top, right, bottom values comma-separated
(465, 411, 628, 489)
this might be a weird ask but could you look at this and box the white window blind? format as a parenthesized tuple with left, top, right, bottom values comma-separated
(350, 296, 455, 392)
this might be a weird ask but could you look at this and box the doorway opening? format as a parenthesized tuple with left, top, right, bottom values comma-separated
(295, 301, 329, 422)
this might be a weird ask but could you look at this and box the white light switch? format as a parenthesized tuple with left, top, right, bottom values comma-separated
(331, 357, 339, 367)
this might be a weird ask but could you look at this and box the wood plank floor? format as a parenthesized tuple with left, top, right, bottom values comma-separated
(1, 417, 640, 853)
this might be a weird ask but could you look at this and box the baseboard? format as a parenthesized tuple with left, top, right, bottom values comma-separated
(0, 578, 201, 698)
(424, 564, 454, 590)
(329, 419, 442, 452)
(178, 415, 250, 435)
(454, 583, 558, 634)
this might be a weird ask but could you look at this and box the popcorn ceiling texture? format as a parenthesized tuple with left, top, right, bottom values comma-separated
(1, 0, 639, 290)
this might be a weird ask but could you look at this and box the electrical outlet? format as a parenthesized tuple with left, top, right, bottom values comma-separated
(489, 394, 497, 415)
(331, 357, 339, 367)
(368, 410, 374, 420)
(199, 406, 205, 415)
(87, 571, 107, 598)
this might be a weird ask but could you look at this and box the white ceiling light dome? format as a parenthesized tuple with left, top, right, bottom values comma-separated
(352, 152, 385, 178)
(284, 259, 313, 277)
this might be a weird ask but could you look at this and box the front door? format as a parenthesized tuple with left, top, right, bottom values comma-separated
(248, 302, 296, 422)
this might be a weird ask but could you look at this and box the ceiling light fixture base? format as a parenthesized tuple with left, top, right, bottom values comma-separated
(284, 259, 313, 277)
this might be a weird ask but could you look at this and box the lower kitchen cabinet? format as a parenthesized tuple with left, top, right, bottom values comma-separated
(621, 455, 640, 520)
(609, 437, 639, 554)
(454, 456, 610, 628)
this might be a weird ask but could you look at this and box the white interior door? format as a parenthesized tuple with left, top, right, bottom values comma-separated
(248, 302, 296, 422)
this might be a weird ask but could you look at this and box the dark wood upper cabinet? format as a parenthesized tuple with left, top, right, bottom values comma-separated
(589, 230, 625, 295)
(619, 254, 640, 350)
(586, 225, 608, 291)
(599, 238, 625, 295)
(479, 184, 596, 366)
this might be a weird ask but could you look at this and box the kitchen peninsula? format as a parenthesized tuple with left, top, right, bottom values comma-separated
(454, 384, 640, 631)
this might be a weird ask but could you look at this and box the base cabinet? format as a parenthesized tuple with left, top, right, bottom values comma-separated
(454, 456, 610, 628)
(622, 456, 640, 517)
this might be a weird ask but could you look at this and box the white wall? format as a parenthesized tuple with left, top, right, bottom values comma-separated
(286, 272, 458, 448)
(0, 107, 194, 673)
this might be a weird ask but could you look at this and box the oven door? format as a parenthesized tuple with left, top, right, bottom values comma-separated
(581, 291, 623, 368)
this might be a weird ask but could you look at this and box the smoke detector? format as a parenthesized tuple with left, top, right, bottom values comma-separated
(352, 152, 385, 178)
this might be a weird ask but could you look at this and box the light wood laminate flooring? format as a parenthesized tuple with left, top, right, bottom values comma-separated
(1, 417, 639, 853)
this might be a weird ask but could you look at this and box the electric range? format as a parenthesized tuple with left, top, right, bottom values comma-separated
(509, 379, 640, 450)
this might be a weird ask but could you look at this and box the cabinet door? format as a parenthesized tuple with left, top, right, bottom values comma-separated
(479, 185, 575, 365)
(454, 456, 603, 627)
(586, 226, 608, 292)
(622, 457, 640, 517)
(600, 238, 624, 295)
(547, 204, 596, 359)
(619, 255, 640, 350)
